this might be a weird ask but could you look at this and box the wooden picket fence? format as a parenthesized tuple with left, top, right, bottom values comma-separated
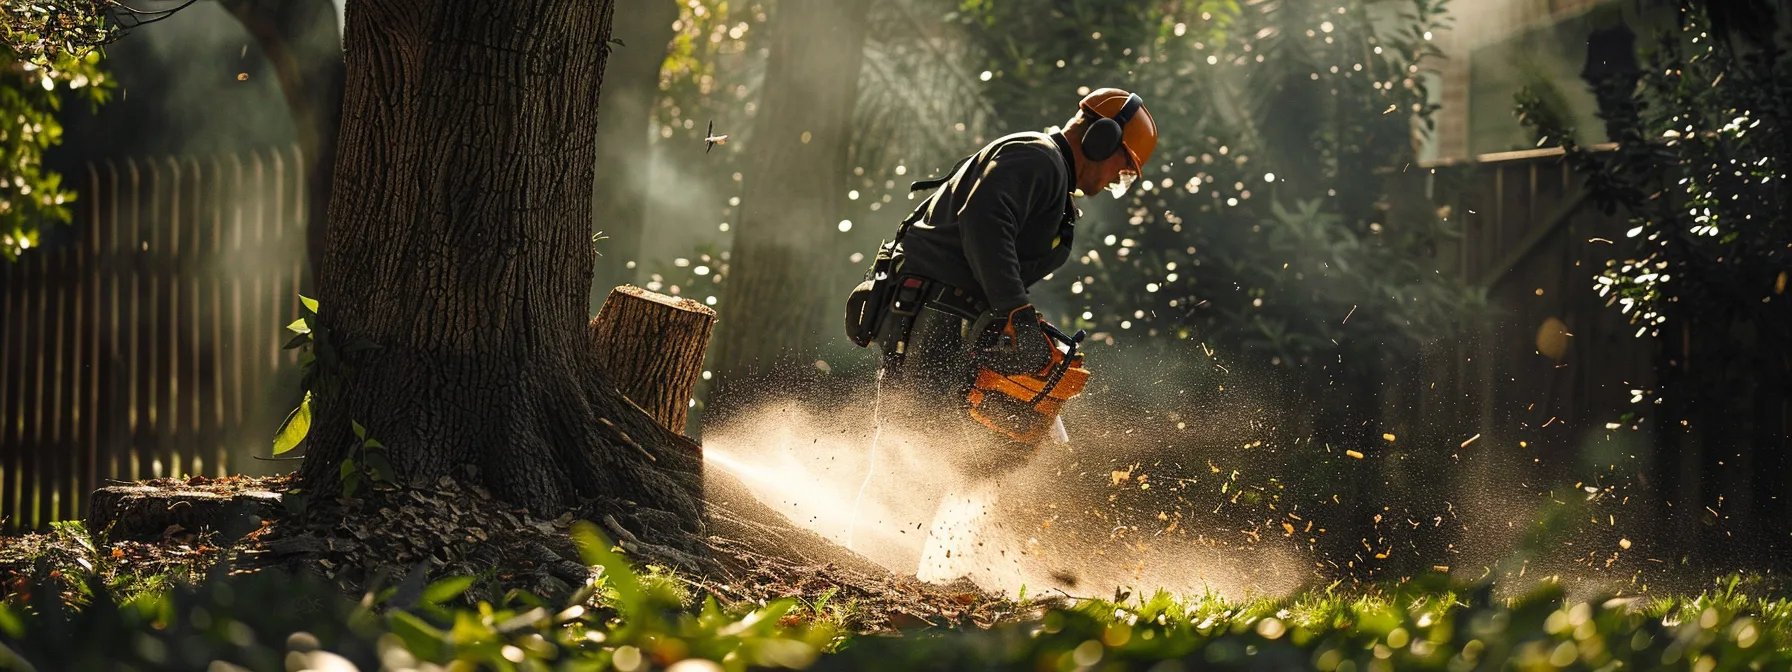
(0, 145, 308, 532)
(1420, 147, 1659, 452)
(1405, 146, 1790, 546)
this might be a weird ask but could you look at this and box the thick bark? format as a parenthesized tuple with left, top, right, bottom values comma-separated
(220, 0, 346, 288)
(708, 0, 872, 419)
(588, 0, 681, 314)
(588, 285, 716, 434)
(300, 0, 702, 544)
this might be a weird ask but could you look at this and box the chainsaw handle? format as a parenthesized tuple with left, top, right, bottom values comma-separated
(1040, 322, 1085, 359)
(1025, 321, 1085, 405)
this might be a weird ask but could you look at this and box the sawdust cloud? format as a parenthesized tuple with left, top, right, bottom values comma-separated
(699, 338, 1730, 603)
(701, 378, 1310, 602)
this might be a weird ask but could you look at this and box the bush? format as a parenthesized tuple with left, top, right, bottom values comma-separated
(4, 520, 1791, 671)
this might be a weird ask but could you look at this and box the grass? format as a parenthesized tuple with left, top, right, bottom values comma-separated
(1, 521, 1789, 671)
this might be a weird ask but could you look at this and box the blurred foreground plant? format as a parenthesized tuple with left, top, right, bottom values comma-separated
(5, 519, 1792, 670)
(0, 522, 837, 671)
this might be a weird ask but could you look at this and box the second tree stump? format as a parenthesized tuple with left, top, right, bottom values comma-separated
(588, 285, 717, 434)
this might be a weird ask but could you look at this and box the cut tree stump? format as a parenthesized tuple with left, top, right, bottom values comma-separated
(588, 285, 717, 434)
(88, 481, 286, 541)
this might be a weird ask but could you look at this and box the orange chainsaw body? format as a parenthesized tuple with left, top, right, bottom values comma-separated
(965, 318, 1091, 445)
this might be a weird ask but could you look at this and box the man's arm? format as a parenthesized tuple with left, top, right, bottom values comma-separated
(956, 143, 1061, 310)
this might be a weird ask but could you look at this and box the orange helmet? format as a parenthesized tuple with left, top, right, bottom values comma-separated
(1078, 88, 1158, 173)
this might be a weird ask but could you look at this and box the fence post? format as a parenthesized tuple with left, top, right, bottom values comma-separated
(0, 242, 18, 530)
(24, 250, 47, 529)
(49, 222, 74, 522)
(80, 161, 105, 522)
(202, 155, 225, 478)
(179, 156, 202, 478)
(128, 156, 149, 482)
(228, 153, 248, 462)
(101, 158, 128, 487)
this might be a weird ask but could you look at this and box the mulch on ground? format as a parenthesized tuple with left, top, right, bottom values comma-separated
(0, 471, 1048, 635)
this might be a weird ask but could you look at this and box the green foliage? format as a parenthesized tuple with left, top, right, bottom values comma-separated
(0, 522, 213, 615)
(955, 0, 1469, 377)
(0, 42, 110, 260)
(818, 576, 1792, 670)
(273, 295, 324, 455)
(657, 0, 769, 145)
(342, 419, 396, 498)
(272, 294, 380, 462)
(0, 0, 117, 62)
(1, 526, 840, 670)
(1516, 3, 1791, 347)
(6, 541, 1792, 671)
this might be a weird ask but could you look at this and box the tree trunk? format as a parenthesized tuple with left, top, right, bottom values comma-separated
(588, 285, 715, 434)
(300, 0, 702, 545)
(708, 0, 872, 420)
(220, 0, 346, 289)
(589, 0, 681, 314)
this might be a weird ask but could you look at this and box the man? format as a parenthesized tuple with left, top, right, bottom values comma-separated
(875, 88, 1158, 465)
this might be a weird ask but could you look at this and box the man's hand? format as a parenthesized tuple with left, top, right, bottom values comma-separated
(976, 304, 1054, 376)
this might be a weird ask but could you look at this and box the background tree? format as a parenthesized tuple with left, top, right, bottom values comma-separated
(2, 0, 342, 283)
(217, 0, 345, 290)
(588, 0, 681, 311)
(298, 0, 702, 543)
(707, 0, 873, 418)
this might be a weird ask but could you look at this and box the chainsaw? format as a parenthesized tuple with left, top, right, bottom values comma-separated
(964, 315, 1091, 445)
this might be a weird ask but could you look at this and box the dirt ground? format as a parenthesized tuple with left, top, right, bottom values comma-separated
(0, 470, 1049, 634)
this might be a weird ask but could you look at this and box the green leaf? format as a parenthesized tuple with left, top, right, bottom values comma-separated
(340, 457, 356, 481)
(0, 603, 23, 639)
(449, 610, 495, 646)
(342, 471, 361, 499)
(281, 332, 311, 350)
(285, 318, 311, 335)
(351, 420, 366, 440)
(571, 521, 640, 613)
(607, 37, 627, 47)
(422, 575, 476, 606)
(389, 610, 448, 660)
(271, 392, 313, 455)
(300, 294, 319, 314)
(363, 452, 394, 484)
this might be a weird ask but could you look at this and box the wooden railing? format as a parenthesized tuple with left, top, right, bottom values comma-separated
(0, 146, 308, 532)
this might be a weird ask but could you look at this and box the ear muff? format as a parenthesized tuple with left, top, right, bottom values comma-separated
(1078, 93, 1142, 162)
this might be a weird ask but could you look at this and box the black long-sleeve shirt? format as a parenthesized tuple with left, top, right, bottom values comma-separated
(899, 131, 1079, 312)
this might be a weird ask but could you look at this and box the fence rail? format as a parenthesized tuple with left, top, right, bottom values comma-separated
(0, 145, 308, 532)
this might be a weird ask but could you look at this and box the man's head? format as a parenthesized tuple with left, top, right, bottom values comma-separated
(1063, 88, 1158, 198)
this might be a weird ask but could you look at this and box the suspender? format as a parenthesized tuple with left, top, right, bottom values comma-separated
(891, 154, 974, 247)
